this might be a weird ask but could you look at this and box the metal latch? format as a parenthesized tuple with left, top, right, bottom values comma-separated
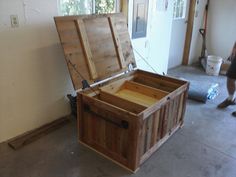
(125, 63, 135, 74)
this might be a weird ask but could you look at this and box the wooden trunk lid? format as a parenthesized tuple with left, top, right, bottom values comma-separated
(54, 13, 136, 91)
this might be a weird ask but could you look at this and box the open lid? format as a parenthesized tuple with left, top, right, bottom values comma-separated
(54, 13, 136, 91)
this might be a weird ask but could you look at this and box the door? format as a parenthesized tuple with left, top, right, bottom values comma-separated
(168, 0, 190, 69)
(128, 0, 153, 72)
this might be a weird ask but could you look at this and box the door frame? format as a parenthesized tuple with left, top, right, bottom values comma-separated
(182, 0, 196, 65)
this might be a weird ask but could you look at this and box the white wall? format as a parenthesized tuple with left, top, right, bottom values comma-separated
(0, 0, 74, 143)
(207, 0, 236, 59)
(128, 0, 174, 74)
(189, 0, 236, 64)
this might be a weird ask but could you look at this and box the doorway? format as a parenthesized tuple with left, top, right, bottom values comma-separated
(168, 0, 190, 69)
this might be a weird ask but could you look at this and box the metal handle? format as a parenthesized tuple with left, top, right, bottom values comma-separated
(84, 105, 129, 129)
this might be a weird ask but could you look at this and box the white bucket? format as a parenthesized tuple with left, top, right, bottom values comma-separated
(206, 55, 223, 76)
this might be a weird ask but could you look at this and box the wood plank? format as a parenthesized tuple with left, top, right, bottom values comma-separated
(115, 89, 157, 107)
(167, 99, 174, 133)
(161, 103, 170, 139)
(177, 94, 184, 124)
(77, 94, 83, 140)
(54, 14, 137, 90)
(173, 95, 180, 126)
(60, 30, 80, 43)
(157, 107, 165, 141)
(75, 19, 98, 79)
(99, 75, 134, 94)
(136, 70, 187, 86)
(99, 91, 146, 114)
(140, 125, 181, 165)
(182, 0, 196, 65)
(63, 43, 84, 55)
(124, 80, 169, 99)
(108, 16, 126, 69)
(83, 111, 89, 143)
(79, 141, 139, 173)
(105, 122, 113, 150)
(133, 77, 176, 92)
(145, 115, 153, 151)
(99, 118, 106, 148)
(8, 117, 70, 150)
(55, 20, 77, 31)
(139, 119, 147, 156)
(151, 111, 160, 146)
(120, 129, 129, 159)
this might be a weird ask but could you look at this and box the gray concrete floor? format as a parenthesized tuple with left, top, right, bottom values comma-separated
(1, 66, 236, 177)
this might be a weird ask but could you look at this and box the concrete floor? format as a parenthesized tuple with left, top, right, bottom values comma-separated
(1, 66, 236, 177)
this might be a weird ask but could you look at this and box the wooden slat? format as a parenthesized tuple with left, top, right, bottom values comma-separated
(173, 95, 180, 126)
(83, 111, 89, 143)
(108, 16, 126, 69)
(79, 141, 136, 173)
(75, 19, 98, 79)
(136, 70, 187, 86)
(120, 129, 129, 158)
(124, 80, 169, 99)
(105, 122, 113, 150)
(139, 119, 147, 156)
(133, 77, 176, 92)
(166, 100, 174, 133)
(151, 111, 160, 146)
(100, 75, 134, 94)
(157, 107, 165, 141)
(145, 116, 153, 151)
(54, 14, 137, 90)
(161, 103, 169, 139)
(182, 0, 196, 65)
(99, 91, 146, 114)
(8, 117, 70, 150)
(77, 94, 84, 140)
(177, 94, 184, 124)
(115, 89, 157, 107)
(140, 125, 181, 165)
(99, 118, 106, 147)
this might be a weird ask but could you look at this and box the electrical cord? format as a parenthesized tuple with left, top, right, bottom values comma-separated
(133, 47, 158, 73)
(67, 59, 99, 96)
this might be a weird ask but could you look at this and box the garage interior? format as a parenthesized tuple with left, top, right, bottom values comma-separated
(0, 0, 236, 177)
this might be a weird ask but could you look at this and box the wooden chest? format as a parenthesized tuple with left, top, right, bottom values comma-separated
(54, 13, 189, 172)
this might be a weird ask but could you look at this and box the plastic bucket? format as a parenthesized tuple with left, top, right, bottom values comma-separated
(206, 55, 223, 76)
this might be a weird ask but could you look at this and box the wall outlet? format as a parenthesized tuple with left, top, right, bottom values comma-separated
(10, 15, 19, 28)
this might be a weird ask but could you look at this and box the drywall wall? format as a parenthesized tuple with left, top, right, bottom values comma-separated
(0, 0, 74, 143)
(206, 0, 236, 59)
(128, 0, 174, 74)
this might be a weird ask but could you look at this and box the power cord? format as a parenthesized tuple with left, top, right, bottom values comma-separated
(133, 47, 158, 73)
(67, 59, 99, 96)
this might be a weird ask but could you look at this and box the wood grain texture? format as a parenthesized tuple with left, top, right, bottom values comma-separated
(108, 16, 126, 69)
(77, 70, 188, 172)
(54, 13, 136, 90)
(182, 0, 196, 65)
(75, 19, 98, 79)
(99, 91, 146, 114)
(55, 14, 191, 172)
